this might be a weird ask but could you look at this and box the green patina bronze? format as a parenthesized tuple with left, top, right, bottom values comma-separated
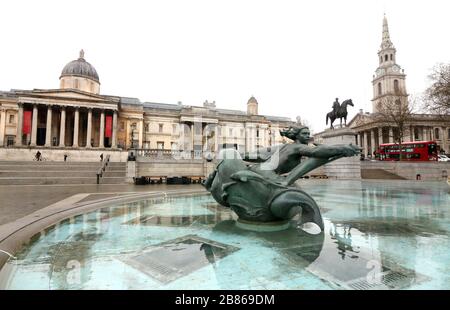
(203, 125, 361, 231)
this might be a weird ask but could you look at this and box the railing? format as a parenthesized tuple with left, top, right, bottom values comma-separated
(96, 154, 110, 184)
(135, 149, 215, 160)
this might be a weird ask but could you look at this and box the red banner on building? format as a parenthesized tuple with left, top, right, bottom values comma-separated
(23, 111, 32, 135)
(105, 115, 112, 138)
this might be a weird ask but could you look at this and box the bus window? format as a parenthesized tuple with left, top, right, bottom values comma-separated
(428, 144, 436, 155)
(406, 153, 420, 159)
(387, 154, 399, 160)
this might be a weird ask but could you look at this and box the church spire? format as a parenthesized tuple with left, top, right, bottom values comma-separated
(380, 14, 394, 50)
(372, 14, 407, 114)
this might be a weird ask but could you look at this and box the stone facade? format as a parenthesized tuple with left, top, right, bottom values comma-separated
(361, 161, 449, 181)
(320, 128, 361, 179)
(0, 51, 295, 159)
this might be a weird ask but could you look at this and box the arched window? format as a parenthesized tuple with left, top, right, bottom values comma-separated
(378, 82, 382, 96)
(390, 54, 393, 61)
(434, 128, 440, 140)
(380, 56, 383, 63)
(394, 80, 399, 93)
(385, 55, 388, 61)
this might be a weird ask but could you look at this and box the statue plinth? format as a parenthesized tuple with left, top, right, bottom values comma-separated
(321, 127, 361, 180)
(236, 219, 290, 232)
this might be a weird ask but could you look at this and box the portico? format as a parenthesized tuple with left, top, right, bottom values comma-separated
(14, 91, 119, 149)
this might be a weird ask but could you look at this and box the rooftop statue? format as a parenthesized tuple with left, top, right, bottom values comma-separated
(203, 125, 361, 231)
(326, 98, 354, 129)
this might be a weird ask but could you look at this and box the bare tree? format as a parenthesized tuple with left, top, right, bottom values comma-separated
(424, 63, 450, 115)
(373, 96, 418, 160)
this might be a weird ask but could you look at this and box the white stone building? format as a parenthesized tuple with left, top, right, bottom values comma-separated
(0, 50, 294, 160)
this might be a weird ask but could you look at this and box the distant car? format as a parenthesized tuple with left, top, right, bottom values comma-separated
(438, 154, 450, 162)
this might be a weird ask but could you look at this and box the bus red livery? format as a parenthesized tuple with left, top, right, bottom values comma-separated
(377, 141, 438, 161)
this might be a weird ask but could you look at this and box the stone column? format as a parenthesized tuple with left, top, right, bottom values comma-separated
(138, 119, 143, 149)
(111, 110, 117, 148)
(73, 107, 79, 147)
(363, 131, 368, 156)
(0, 109, 6, 146)
(86, 108, 92, 148)
(59, 107, 66, 147)
(16, 103, 23, 146)
(388, 127, 394, 143)
(191, 123, 195, 151)
(371, 129, 376, 155)
(125, 120, 130, 148)
(441, 126, 448, 152)
(30, 104, 38, 146)
(378, 127, 383, 146)
(214, 124, 218, 152)
(15, 102, 23, 145)
(179, 122, 186, 151)
(99, 110, 105, 148)
(45, 105, 52, 147)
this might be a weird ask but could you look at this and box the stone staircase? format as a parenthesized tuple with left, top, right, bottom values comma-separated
(0, 161, 126, 185)
(361, 168, 406, 180)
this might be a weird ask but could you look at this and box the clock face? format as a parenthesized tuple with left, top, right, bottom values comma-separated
(377, 68, 384, 76)
(392, 65, 400, 72)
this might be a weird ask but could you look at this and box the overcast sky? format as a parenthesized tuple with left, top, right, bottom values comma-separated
(1, 0, 449, 133)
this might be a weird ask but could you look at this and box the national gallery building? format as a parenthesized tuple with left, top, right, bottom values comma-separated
(0, 50, 294, 159)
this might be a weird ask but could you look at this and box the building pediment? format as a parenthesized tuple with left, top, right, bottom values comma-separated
(21, 89, 109, 101)
(348, 113, 366, 128)
(15, 89, 118, 110)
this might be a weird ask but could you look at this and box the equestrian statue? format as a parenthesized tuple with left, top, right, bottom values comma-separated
(203, 125, 361, 231)
(326, 98, 354, 129)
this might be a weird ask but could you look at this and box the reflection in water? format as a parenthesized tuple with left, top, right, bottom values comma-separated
(200, 243, 216, 267)
(213, 219, 326, 266)
(331, 217, 448, 237)
(329, 223, 359, 260)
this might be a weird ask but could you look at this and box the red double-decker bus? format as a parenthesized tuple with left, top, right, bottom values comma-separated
(377, 141, 438, 161)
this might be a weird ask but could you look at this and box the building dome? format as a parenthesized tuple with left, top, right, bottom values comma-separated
(60, 50, 99, 83)
(59, 50, 101, 94)
(247, 96, 258, 104)
(247, 96, 258, 115)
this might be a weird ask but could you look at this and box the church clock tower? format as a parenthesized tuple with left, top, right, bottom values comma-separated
(372, 15, 408, 113)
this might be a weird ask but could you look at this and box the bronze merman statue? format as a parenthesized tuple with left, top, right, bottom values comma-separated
(203, 125, 361, 231)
